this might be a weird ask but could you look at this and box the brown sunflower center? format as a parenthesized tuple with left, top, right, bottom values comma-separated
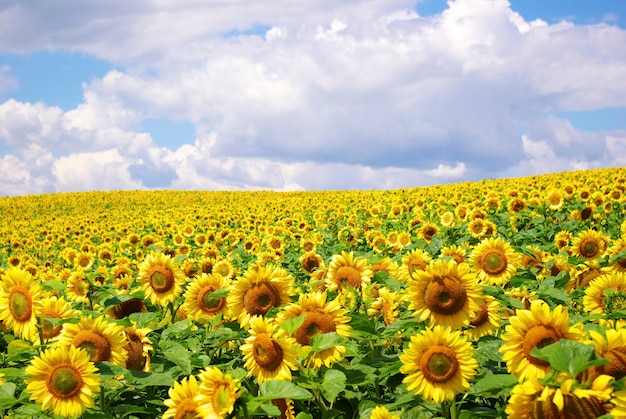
(110, 298, 147, 320)
(72, 330, 112, 362)
(149, 266, 176, 293)
(334, 266, 362, 290)
(480, 249, 508, 275)
(469, 302, 490, 327)
(407, 259, 426, 279)
(252, 333, 284, 371)
(420, 345, 459, 383)
(302, 256, 321, 273)
(75, 279, 89, 296)
(198, 287, 226, 314)
(293, 311, 337, 346)
(596, 347, 626, 380)
(243, 282, 281, 316)
(522, 325, 562, 367)
(424, 276, 467, 315)
(46, 365, 83, 399)
(580, 239, 600, 258)
(174, 398, 199, 419)
(125, 332, 147, 371)
(9, 287, 32, 321)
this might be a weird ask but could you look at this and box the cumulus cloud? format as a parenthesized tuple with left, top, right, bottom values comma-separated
(0, 0, 625, 195)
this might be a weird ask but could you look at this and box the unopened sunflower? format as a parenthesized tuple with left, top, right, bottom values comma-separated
(499, 300, 583, 381)
(469, 237, 519, 286)
(278, 291, 351, 369)
(406, 259, 483, 330)
(228, 264, 293, 328)
(195, 366, 241, 418)
(137, 251, 186, 307)
(25, 345, 101, 418)
(57, 315, 129, 366)
(583, 271, 626, 328)
(370, 405, 400, 419)
(326, 251, 373, 292)
(163, 375, 201, 419)
(240, 316, 298, 383)
(183, 272, 231, 322)
(399, 325, 478, 403)
(0, 267, 44, 342)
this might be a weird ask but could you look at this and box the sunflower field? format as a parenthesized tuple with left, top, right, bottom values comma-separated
(1, 167, 626, 419)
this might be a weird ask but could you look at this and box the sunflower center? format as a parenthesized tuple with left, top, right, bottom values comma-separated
(530, 392, 606, 419)
(149, 267, 175, 293)
(110, 298, 147, 320)
(42, 315, 63, 340)
(522, 325, 562, 367)
(424, 276, 467, 315)
(213, 386, 233, 414)
(9, 287, 32, 321)
(302, 256, 320, 273)
(75, 279, 89, 296)
(604, 292, 626, 314)
(174, 398, 199, 419)
(252, 333, 284, 371)
(243, 283, 281, 316)
(293, 311, 337, 346)
(46, 365, 83, 399)
(198, 287, 226, 314)
(335, 266, 362, 290)
(420, 345, 459, 383)
(469, 302, 489, 327)
(580, 239, 600, 258)
(480, 250, 508, 275)
(72, 330, 112, 362)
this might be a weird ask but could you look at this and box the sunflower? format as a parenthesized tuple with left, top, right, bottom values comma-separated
(195, 366, 241, 418)
(566, 260, 613, 292)
(583, 272, 626, 328)
(467, 218, 487, 238)
(107, 297, 147, 320)
(440, 244, 467, 265)
(25, 345, 101, 418)
(608, 238, 626, 273)
(469, 237, 519, 286)
(163, 375, 201, 419)
(57, 315, 128, 366)
(326, 251, 373, 292)
(406, 260, 483, 330)
(419, 223, 440, 242)
(240, 316, 298, 383)
(137, 252, 186, 307)
(213, 258, 236, 280)
(571, 229, 608, 261)
(399, 325, 477, 403)
(124, 325, 153, 372)
(506, 374, 613, 419)
(183, 272, 231, 323)
(400, 248, 432, 282)
(370, 405, 400, 419)
(41, 295, 79, 342)
(278, 291, 352, 369)
(0, 267, 44, 342)
(367, 287, 401, 326)
(228, 264, 293, 328)
(499, 300, 583, 381)
(272, 398, 296, 419)
(440, 211, 455, 228)
(65, 270, 91, 303)
(507, 197, 527, 213)
(299, 251, 324, 274)
(465, 295, 501, 340)
(554, 231, 572, 252)
(546, 188, 565, 210)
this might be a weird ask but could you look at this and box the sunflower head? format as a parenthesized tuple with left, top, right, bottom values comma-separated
(137, 252, 186, 307)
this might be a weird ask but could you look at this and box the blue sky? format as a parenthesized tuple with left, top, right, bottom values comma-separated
(0, 0, 625, 195)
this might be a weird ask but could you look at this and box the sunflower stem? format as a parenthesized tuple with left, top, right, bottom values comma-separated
(36, 315, 46, 349)
(100, 386, 106, 413)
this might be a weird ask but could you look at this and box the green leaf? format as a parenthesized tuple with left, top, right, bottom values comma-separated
(310, 332, 348, 353)
(161, 318, 194, 340)
(258, 380, 313, 401)
(41, 279, 66, 291)
(469, 373, 518, 396)
(95, 362, 127, 380)
(321, 369, 346, 402)
(280, 315, 306, 335)
(161, 341, 192, 374)
(530, 339, 609, 377)
(125, 371, 175, 388)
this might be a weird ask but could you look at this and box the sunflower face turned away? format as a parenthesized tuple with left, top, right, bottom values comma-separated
(25, 345, 101, 418)
(399, 325, 477, 403)
(137, 251, 186, 307)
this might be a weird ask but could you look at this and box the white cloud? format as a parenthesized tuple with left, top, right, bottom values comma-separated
(0, 65, 18, 96)
(0, 0, 625, 195)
